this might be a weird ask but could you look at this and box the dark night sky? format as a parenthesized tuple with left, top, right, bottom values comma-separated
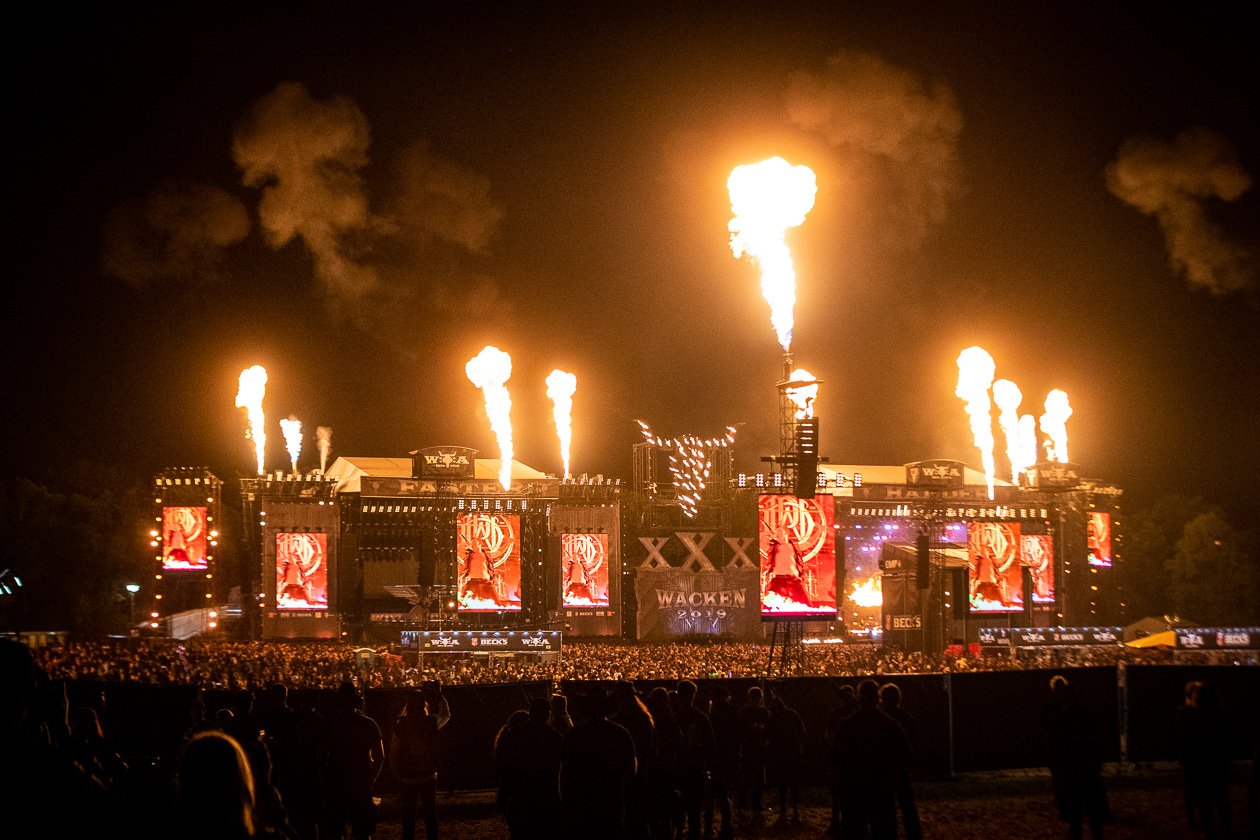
(5, 2, 1258, 517)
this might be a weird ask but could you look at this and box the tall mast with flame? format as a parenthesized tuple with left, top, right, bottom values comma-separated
(727, 156, 817, 352)
(235, 365, 268, 476)
(546, 369, 577, 479)
(955, 347, 997, 499)
(466, 346, 514, 490)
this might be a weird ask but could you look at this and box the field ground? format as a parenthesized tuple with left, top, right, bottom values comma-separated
(370, 763, 1258, 839)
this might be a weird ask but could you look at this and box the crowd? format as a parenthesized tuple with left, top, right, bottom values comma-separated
(27, 636, 1226, 691)
(5, 635, 1259, 839)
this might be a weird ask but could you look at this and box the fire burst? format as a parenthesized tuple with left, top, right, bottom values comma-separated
(1040, 389, 1072, 463)
(280, 416, 302, 474)
(727, 157, 818, 351)
(235, 365, 268, 475)
(466, 346, 514, 490)
(848, 576, 883, 608)
(992, 379, 1036, 483)
(955, 346, 996, 499)
(545, 369, 577, 479)
(784, 368, 819, 419)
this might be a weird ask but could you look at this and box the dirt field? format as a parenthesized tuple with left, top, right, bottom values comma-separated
(370, 764, 1258, 839)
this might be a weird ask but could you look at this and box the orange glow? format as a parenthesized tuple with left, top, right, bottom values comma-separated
(728, 157, 817, 351)
(235, 365, 268, 475)
(848, 575, 883, 608)
(545, 369, 577, 479)
(466, 346, 514, 490)
(785, 368, 819, 419)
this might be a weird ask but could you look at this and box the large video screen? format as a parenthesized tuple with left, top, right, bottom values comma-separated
(1087, 512, 1113, 567)
(276, 532, 328, 610)
(562, 533, 610, 608)
(457, 513, 522, 612)
(968, 522, 1024, 612)
(1021, 534, 1055, 604)
(161, 506, 208, 571)
(757, 494, 837, 620)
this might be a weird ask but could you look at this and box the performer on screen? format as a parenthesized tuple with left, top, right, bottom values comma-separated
(565, 555, 594, 603)
(765, 527, 812, 607)
(461, 541, 502, 606)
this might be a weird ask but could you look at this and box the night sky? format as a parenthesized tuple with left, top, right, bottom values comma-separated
(6, 2, 1258, 517)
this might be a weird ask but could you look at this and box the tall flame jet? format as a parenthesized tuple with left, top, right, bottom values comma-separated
(316, 426, 333, 473)
(955, 347, 997, 499)
(992, 379, 1034, 482)
(727, 157, 818, 351)
(280, 417, 302, 474)
(1040, 389, 1073, 463)
(466, 346, 514, 490)
(546, 369, 577, 479)
(235, 365, 268, 475)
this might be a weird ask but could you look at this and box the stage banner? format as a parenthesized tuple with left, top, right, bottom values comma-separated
(757, 494, 838, 620)
(968, 522, 1024, 613)
(1175, 628, 1260, 650)
(403, 630, 562, 653)
(562, 533, 610, 608)
(1087, 512, 1113, 567)
(276, 532, 328, 610)
(456, 513, 522, 612)
(162, 506, 208, 571)
(636, 566, 761, 641)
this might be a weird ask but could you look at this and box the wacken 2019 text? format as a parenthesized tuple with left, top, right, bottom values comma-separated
(655, 589, 747, 608)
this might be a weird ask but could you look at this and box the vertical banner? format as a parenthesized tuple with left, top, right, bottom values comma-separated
(1021, 534, 1055, 604)
(968, 522, 1024, 612)
(456, 513, 522, 612)
(162, 506, 208, 571)
(757, 494, 838, 620)
(1087, 512, 1113, 567)
(562, 533, 610, 608)
(276, 532, 328, 610)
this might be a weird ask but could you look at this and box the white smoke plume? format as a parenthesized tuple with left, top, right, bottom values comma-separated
(232, 82, 383, 308)
(1106, 127, 1255, 294)
(101, 181, 250, 287)
(785, 50, 963, 248)
(316, 426, 333, 473)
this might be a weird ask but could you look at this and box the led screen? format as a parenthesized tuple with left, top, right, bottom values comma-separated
(162, 506, 208, 571)
(1087, 512, 1113, 567)
(276, 532, 328, 610)
(456, 513, 522, 612)
(562, 533, 610, 608)
(968, 522, 1024, 612)
(757, 494, 837, 620)
(1021, 534, 1055, 604)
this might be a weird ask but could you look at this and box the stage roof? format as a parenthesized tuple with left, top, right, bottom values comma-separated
(326, 456, 549, 494)
(819, 463, 1011, 491)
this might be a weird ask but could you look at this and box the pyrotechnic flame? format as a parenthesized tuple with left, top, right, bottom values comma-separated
(848, 576, 883, 608)
(235, 365, 268, 475)
(785, 368, 819, 420)
(280, 416, 302, 474)
(638, 421, 737, 518)
(992, 379, 1032, 482)
(955, 346, 997, 499)
(545, 369, 577, 479)
(466, 346, 514, 490)
(1017, 415, 1037, 479)
(727, 157, 818, 351)
(316, 426, 332, 473)
(1040, 389, 1072, 463)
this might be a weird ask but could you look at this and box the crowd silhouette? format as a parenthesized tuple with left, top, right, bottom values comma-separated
(4, 635, 1258, 839)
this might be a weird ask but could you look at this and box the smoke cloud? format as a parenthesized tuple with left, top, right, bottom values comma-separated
(785, 50, 963, 247)
(101, 181, 250, 288)
(232, 82, 383, 308)
(1106, 127, 1255, 294)
(389, 140, 504, 253)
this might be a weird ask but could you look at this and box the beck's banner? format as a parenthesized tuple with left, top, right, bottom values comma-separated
(636, 566, 760, 641)
(758, 494, 838, 620)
